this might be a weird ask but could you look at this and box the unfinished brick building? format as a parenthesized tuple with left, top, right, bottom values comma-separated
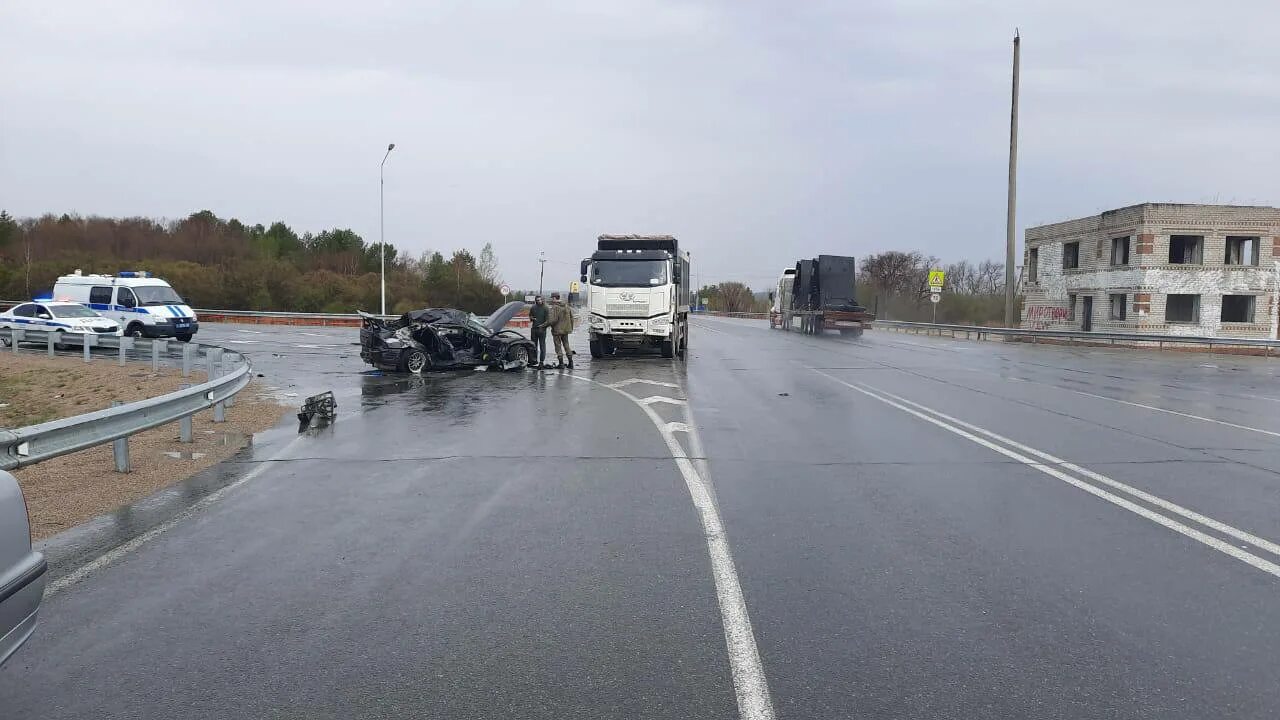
(1021, 203, 1280, 338)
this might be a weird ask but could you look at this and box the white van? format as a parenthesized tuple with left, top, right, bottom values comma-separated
(52, 270, 199, 341)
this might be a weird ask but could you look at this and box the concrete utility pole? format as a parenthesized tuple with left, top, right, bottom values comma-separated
(1004, 31, 1021, 328)
(538, 251, 547, 296)
(380, 142, 396, 316)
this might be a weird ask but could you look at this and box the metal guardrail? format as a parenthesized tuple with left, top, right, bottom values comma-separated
(874, 319, 1280, 353)
(0, 328, 251, 469)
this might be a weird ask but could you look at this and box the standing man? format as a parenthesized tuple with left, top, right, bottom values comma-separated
(548, 291, 576, 369)
(528, 295, 549, 368)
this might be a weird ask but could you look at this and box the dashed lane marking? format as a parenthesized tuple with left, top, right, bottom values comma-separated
(1070, 389, 1280, 440)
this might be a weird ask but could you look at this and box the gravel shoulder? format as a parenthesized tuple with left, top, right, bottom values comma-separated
(1, 352, 287, 539)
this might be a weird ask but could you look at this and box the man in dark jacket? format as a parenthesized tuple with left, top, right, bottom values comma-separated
(528, 296, 549, 368)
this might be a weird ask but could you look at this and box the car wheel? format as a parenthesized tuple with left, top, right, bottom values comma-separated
(506, 344, 530, 369)
(589, 339, 603, 359)
(54, 330, 68, 351)
(126, 323, 145, 338)
(176, 333, 193, 343)
(402, 348, 430, 374)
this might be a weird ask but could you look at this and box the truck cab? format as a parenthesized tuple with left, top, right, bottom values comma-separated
(580, 235, 690, 359)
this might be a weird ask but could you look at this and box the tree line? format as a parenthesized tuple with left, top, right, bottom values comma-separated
(689, 251, 1011, 324)
(0, 210, 506, 314)
(859, 251, 1009, 325)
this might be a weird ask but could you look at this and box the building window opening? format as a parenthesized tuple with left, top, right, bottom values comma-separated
(1028, 248, 1038, 283)
(1109, 293, 1127, 321)
(1062, 242, 1080, 270)
(1225, 236, 1259, 266)
(1111, 237, 1130, 266)
(1169, 235, 1203, 264)
(1166, 294, 1200, 323)
(1221, 295, 1255, 322)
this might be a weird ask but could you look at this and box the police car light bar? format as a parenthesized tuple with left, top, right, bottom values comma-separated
(118, 271, 151, 278)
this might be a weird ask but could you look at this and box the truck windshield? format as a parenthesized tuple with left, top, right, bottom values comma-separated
(134, 286, 185, 305)
(591, 260, 668, 287)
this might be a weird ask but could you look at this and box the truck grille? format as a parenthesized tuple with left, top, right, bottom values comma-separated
(605, 304, 649, 317)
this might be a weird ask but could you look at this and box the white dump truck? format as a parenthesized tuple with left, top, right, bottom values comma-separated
(580, 234, 690, 359)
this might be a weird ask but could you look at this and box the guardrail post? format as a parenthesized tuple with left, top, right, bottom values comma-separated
(47, 332, 56, 357)
(152, 340, 161, 371)
(177, 384, 194, 442)
(119, 336, 132, 366)
(182, 344, 194, 377)
(111, 401, 131, 472)
(210, 348, 227, 423)
(83, 333, 95, 362)
(222, 353, 235, 408)
(10, 328, 21, 353)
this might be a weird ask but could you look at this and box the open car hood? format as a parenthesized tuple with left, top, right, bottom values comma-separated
(484, 301, 528, 333)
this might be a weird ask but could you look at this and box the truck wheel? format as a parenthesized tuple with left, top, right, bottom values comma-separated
(840, 328, 864, 338)
(589, 339, 603, 359)
(660, 338, 675, 358)
(678, 323, 688, 358)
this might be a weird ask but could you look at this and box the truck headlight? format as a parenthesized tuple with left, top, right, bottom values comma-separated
(590, 315, 605, 327)
(651, 317, 670, 327)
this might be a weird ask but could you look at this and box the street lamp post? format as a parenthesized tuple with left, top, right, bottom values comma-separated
(538, 251, 547, 296)
(380, 142, 396, 316)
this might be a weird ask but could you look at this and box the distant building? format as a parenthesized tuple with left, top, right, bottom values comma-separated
(1021, 203, 1280, 338)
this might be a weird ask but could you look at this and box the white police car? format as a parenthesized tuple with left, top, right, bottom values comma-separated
(52, 271, 198, 341)
(0, 301, 120, 346)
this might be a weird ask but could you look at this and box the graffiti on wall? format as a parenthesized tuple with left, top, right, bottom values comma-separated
(1024, 305, 1070, 330)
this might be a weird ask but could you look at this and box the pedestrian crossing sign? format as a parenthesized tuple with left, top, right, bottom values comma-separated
(927, 269, 946, 289)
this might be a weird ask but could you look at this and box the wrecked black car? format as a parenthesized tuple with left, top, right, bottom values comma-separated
(358, 301, 535, 373)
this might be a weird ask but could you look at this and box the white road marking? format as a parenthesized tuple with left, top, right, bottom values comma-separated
(665, 421, 691, 433)
(608, 378, 681, 389)
(639, 395, 687, 406)
(864, 383, 1280, 560)
(45, 435, 306, 597)
(814, 371, 1280, 579)
(571, 374, 775, 720)
(295, 343, 342, 350)
(1071, 389, 1280, 439)
(224, 340, 261, 345)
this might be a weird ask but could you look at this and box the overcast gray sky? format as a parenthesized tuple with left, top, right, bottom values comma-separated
(3, 1, 1277, 290)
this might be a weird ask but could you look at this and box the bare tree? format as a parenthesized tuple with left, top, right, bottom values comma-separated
(944, 260, 980, 294)
(976, 260, 1005, 295)
(715, 281, 758, 313)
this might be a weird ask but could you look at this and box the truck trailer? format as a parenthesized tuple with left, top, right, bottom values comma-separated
(580, 235, 690, 359)
(769, 255, 874, 336)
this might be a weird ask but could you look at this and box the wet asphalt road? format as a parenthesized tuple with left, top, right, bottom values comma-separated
(4, 318, 1280, 718)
